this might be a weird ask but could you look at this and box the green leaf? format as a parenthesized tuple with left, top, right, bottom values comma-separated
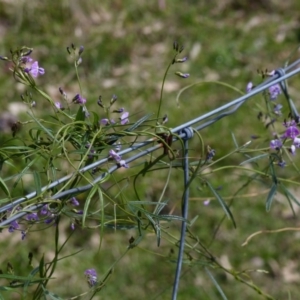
(39, 255, 45, 278)
(0, 286, 17, 291)
(42, 286, 64, 300)
(266, 183, 277, 212)
(12, 156, 38, 190)
(0, 274, 46, 281)
(231, 131, 238, 148)
(33, 171, 42, 196)
(27, 112, 54, 140)
(206, 181, 236, 228)
(23, 267, 41, 296)
(128, 200, 168, 206)
(0, 177, 10, 197)
(205, 267, 228, 300)
(128, 203, 187, 223)
(82, 185, 99, 227)
(75, 106, 85, 122)
(281, 184, 300, 206)
(240, 153, 269, 165)
(92, 111, 100, 128)
(125, 113, 153, 132)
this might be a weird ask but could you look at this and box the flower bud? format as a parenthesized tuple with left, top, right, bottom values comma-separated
(173, 41, 179, 51)
(97, 96, 104, 108)
(174, 57, 188, 63)
(76, 57, 82, 65)
(175, 71, 190, 78)
(78, 45, 84, 55)
(110, 94, 117, 105)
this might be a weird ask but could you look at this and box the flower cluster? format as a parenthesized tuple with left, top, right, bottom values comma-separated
(100, 109, 129, 126)
(247, 71, 282, 115)
(84, 269, 98, 287)
(7, 196, 81, 239)
(173, 41, 189, 78)
(269, 120, 300, 165)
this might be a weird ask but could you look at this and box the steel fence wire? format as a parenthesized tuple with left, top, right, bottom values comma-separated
(1, 57, 300, 299)
(1, 59, 300, 224)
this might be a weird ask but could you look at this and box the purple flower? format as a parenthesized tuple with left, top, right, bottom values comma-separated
(84, 269, 98, 287)
(246, 82, 253, 93)
(204, 199, 210, 206)
(290, 145, 296, 155)
(120, 112, 129, 125)
(40, 204, 49, 216)
(175, 71, 190, 78)
(270, 139, 282, 149)
(72, 94, 86, 105)
(26, 213, 39, 221)
(71, 223, 75, 230)
(100, 118, 109, 126)
(119, 160, 129, 168)
(8, 220, 19, 233)
(25, 61, 45, 78)
(113, 108, 125, 113)
(45, 216, 57, 225)
(293, 137, 300, 148)
(21, 231, 26, 240)
(283, 123, 300, 139)
(20, 56, 33, 64)
(274, 104, 282, 115)
(278, 160, 286, 168)
(70, 197, 79, 206)
(206, 148, 216, 160)
(55, 102, 63, 110)
(109, 149, 121, 162)
(269, 84, 281, 100)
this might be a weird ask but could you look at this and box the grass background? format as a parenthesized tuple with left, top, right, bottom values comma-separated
(1, 0, 300, 299)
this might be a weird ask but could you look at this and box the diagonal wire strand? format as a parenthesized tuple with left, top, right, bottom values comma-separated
(1, 63, 300, 227)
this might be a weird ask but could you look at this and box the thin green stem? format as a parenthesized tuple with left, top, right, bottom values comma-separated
(156, 53, 178, 119)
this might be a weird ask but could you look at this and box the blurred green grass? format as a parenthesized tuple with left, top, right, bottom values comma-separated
(1, 0, 300, 299)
